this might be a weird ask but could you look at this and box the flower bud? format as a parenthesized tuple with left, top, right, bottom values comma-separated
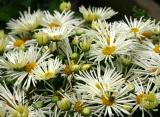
(34, 32, 49, 46)
(59, 1, 71, 12)
(57, 98, 71, 111)
(72, 36, 79, 45)
(81, 107, 92, 117)
(70, 52, 79, 60)
(51, 95, 60, 103)
(71, 64, 81, 72)
(33, 101, 44, 109)
(80, 39, 92, 52)
(0, 30, 5, 39)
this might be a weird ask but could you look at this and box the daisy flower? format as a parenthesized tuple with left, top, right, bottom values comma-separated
(124, 16, 154, 39)
(42, 10, 81, 29)
(32, 58, 63, 80)
(74, 65, 125, 97)
(41, 26, 73, 42)
(7, 35, 36, 50)
(0, 82, 36, 117)
(83, 86, 134, 117)
(131, 79, 160, 117)
(89, 23, 133, 64)
(0, 46, 52, 89)
(59, 91, 92, 117)
(133, 54, 160, 76)
(79, 6, 117, 22)
(7, 8, 44, 34)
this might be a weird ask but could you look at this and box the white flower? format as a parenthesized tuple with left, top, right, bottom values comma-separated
(0, 46, 52, 89)
(79, 6, 117, 22)
(133, 54, 160, 76)
(42, 10, 81, 29)
(7, 8, 44, 34)
(32, 58, 63, 80)
(40, 26, 73, 41)
(7, 35, 36, 50)
(75, 65, 125, 97)
(0, 82, 36, 117)
(125, 16, 154, 39)
(131, 78, 160, 117)
(83, 86, 133, 117)
(89, 22, 133, 64)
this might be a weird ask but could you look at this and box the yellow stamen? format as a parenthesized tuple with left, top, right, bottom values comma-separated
(153, 45, 160, 54)
(64, 64, 73, 75)
(24, 62, 37, 73)
(48, 21, 61, 28)
(102, 46, 116, 56)
(13, 105, 29, 117)
(131, 28, 139, 33)
(44, 71, 55, 80)
(74, 100, 84, 112)
(14, 39, 25, 47)
(101, 95, 115, 106)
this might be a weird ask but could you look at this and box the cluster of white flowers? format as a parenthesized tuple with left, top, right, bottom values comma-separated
(0, 1, 160, 117)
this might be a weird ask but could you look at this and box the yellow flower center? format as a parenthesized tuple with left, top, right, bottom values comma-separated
(102, 46, 116, 56)
(24, 62, 37, 73)
(64, 64, 73, 75)
(136, 92, 158, 109)
(74, 100, 84, 113)
(13, 105, 29, 117)
(101, 95, 115, 106)
(51, 35, 61, 41)
(44, 71, 55, 80)
(48, 21, 61, 29)
(14, 39, 25, 47)
(131, 28, 139, 33)
(153, 45, 160, 54)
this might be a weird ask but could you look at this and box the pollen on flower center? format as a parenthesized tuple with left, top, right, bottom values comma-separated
(131, 27, 139, 33)
(136, 92, 159, 109)
(74, 100, 84, 112)
(14, 39, 25, 47)
(24, 62, 37, 73)
(44, 71, 55, 80)
(101, 95, 115, 106)
(48, 21, 61, 29)
(153, 45, 160, 54)
(64, 64, 73, 75)
(13, 105, 29, 117)
(102, 46, 116, 56)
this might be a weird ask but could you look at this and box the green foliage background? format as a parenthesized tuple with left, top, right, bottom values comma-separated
(0, 0, 61, 28)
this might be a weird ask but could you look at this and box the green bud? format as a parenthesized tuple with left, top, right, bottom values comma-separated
(59, 1, 71, 12)
(72, 36, 79, 45)
(57, 98, 71, 111)
(0, 30, 5, 39)
(51, 95, 60, 103)
(71, 64, 81, 72)
(80, 39, 92, 52)
(33, 101, 44, 109)
(34, 32, 49, 46)
(81, 107, 92, 117)
(70, 52, 79, 60)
